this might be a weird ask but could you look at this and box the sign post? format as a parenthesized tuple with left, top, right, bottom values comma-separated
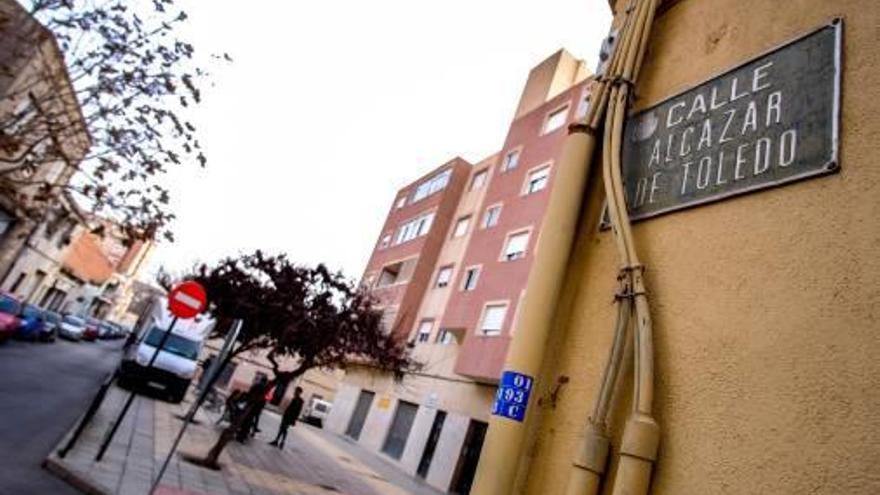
(95, 281, 207, 462)
(150, 319, 242, 495)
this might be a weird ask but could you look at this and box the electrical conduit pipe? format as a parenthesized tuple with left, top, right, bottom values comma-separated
(564, 0, 661, 492)
(593, 0, 663, 494)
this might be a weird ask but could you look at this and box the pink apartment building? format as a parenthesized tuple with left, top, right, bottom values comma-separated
(325, 50, 594, 494)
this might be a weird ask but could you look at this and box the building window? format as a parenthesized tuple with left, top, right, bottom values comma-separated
(56, 219, 76, 248)
(412, 169, 451, 203)
(482, 204, 501, 229)
(435, 265, 453, 288)
(396, 196, 407, 209)
(461, 267, 480, 291)
(378, 233, 392, 249)
(416, 319, 434, 343)
(43, 210, 65, 239)
(470, 169, 488, 191)
(452, 215, 471, 238)
(543, 105, 569, 134)
(524, 166, 551, 195)
(502, 231, 530, 261)
(576, 87, 592, 119)
(436, 328, 457, 345)
(0, 208, 12, 237)
(376, 259, 416, 287)
(9, 273, 26, 293)
(395, 212, 435, 245)
(480, 303, 508, 336)
(501, 148, 520, 172)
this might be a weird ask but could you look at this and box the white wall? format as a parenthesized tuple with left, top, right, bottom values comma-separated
(358, 393, 395, 452)
(399, 405, 437, 474)
(326, 383, 360, 435)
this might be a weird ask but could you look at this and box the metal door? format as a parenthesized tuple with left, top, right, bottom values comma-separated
(345, 390, 374, 440)
(381, 400, 419, 459)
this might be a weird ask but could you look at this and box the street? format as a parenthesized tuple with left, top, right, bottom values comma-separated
(0, 338, 122, 495)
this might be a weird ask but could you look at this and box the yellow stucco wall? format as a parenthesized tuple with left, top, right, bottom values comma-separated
(522, 1, 880, 494)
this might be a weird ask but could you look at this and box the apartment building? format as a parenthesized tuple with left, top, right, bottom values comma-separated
(360, 158, 473, 340)
(0, 0, 91, 280)
(325, 50, 593, 494)
(1, 215, 154, 320)
(206, 158, 473, 415)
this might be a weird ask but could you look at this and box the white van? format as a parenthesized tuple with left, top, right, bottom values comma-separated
(118, 307, 208, 403)
(302, 398, 333, 428)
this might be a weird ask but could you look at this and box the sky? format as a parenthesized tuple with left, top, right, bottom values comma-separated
(147, 0, 613, 281)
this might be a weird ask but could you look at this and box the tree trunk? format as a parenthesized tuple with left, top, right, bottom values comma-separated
(200, 425, 236, 469)
(190, 350, 244, 469)
(195, 375, 276, 469)
(193, 366, 309, 469)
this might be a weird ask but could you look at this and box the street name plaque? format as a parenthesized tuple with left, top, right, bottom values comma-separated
(620, 21, 841, 221)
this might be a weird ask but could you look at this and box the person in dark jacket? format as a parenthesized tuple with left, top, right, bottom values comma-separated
(269, 387, 304, 449)
(236, 377, 269, 442)
(217, 389, 244, 425)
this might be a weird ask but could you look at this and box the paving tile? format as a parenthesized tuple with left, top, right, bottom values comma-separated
(48, 385, 448, 495)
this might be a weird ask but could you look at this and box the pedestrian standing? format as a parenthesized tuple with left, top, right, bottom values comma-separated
(269, 387, 304, 449)
(248, 384, 271, 436)
(217, 389, 243, 425)
(235, 377, 268, 442)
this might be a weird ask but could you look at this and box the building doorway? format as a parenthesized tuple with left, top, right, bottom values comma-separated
(345, 390, 375, 440)
(40, 287, 67, 312)
(449, 419, 488, 495)
(381, 400, 419, 460)
(416, 410, 446, 479)
(26, 270, 46, 303)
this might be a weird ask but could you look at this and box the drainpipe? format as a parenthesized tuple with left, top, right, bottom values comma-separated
(469, 121, 598, 495)
(471, 0, 662, 493)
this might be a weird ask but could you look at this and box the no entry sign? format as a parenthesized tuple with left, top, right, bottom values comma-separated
(168, 281, 207, 319)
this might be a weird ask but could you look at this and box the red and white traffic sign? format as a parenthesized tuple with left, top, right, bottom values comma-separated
(168, 281, 207, 319)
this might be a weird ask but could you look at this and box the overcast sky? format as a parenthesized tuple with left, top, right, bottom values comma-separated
(147, 0, 612, 281)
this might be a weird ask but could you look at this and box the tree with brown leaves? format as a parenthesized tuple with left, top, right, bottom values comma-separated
(171, 251, 419, 469)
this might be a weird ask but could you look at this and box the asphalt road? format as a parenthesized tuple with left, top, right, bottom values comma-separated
(0, 337, 123, 495)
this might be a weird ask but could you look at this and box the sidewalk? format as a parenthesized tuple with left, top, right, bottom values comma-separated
(45, 385, 443, 495)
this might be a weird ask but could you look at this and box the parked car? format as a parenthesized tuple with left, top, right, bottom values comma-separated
(58, 314, 87, 341)
(118, 324, 204, 403)
(41, 310, 61, 342)
(111, 323, 131, 340)
(17, 304, 47, 341)
(82, 317, 101, 341)
(97, 320, 116, 339)
(301, 398, 333, 428)
(0, 293, 22, 344)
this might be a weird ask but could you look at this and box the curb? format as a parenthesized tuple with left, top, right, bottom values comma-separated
(43, 453, 112, 495)
(41, 394, 116, 495)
